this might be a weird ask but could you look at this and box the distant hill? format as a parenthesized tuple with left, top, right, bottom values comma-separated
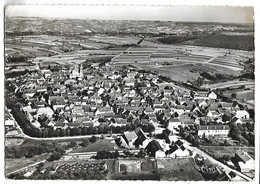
(5, 17, 254, 37)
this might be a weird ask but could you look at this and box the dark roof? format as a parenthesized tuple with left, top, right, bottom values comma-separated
(180, 145, 186, 151)
(175, 140, 183, 147)
(167, 145, 178, 154)
(229, 116, 239, 124)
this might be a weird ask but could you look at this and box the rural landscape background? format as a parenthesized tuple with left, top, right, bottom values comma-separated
(4, 7, 255, 181)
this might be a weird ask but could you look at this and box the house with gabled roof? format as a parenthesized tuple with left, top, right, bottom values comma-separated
(166, 142, 190, 158)
(220, 102, 233, 110)
(36, 107, 54, 119)
(207, 110, 220, 118)
(144, 106, 154, 114)
(123, 131, 138, 148)
(145, 140, 164, 158)
(168, 118, 181, 131)
(208, 91, 217, 99)
(134, 127, 150, 148)
(229, 116, 243, 124)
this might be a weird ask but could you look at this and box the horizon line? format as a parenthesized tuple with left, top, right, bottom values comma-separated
(6, 16, 255, 25)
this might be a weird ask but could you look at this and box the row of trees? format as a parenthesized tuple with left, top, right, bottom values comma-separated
(94, 150, 120, 159)
(21, 122, 154, 138)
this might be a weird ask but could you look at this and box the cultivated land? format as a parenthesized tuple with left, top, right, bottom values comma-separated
(5, 18, 255, 181)
(157, 158, 204, 181)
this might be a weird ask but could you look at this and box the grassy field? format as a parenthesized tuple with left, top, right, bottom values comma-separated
(157, 158, 204, 181)
(143, 62, 240, 82)
(71, 139, 123, 153)
(222, 88, 254, 101)
(200, 146, 255, 160)
(21, 137, 89, 146)
(5, 153, 50, 174)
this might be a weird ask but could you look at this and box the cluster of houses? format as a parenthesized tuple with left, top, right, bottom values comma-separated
(117, 127, 190, 159)
(6, 60, 253, 140)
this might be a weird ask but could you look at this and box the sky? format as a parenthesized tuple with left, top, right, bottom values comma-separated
(5, 5, 254, 23)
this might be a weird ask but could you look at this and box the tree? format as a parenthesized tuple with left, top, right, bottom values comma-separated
(68, 140, 77, 148)
(114, 150, 119, 158)
(231, 93, 237, 99)
(70, 127, 77, 136)
(222, 154, 231, 161)
(47, 152, 62, 162)
(43, 93, 49, 104)
(59, 129, 66, 137)
(104, 125, 110, 134)
(92, 127, 98, 134)
(125, 124, 133, 131)
(147, 123, 155, 132)
(80, 139, 90, 147)
(66, 128, 71, 136)
(98, 125, 104, 134)
(82, 127, 88, 135)
(87, 126, 93, 135)
(192, 138, 200, 147)
(55, 128, 61, 137)
(76, 127, 83, 135)
(142, 124, 148, 132)
(90, 136, 98, 143)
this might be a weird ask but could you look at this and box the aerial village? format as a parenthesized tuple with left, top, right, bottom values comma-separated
(5, 57, 255, 180)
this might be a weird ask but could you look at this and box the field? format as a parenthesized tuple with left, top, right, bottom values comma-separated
(157, 158, 204, 181)
(111, 159, 158, 180)
(223, 90, 254, 101)
(71, 139, 123, 153)
(21, 137, 90, 146)
(5, 18, 254, 86)
(200, 146, 255, 160)
(201, 80, 254, 89)
(5, 153, 50, 174)
(112, 43, 253, 82)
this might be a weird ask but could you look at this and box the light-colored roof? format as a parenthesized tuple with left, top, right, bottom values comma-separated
(124, 131, 138, 142)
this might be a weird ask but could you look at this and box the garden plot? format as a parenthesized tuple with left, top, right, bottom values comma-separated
(157, 158, 204, 181)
